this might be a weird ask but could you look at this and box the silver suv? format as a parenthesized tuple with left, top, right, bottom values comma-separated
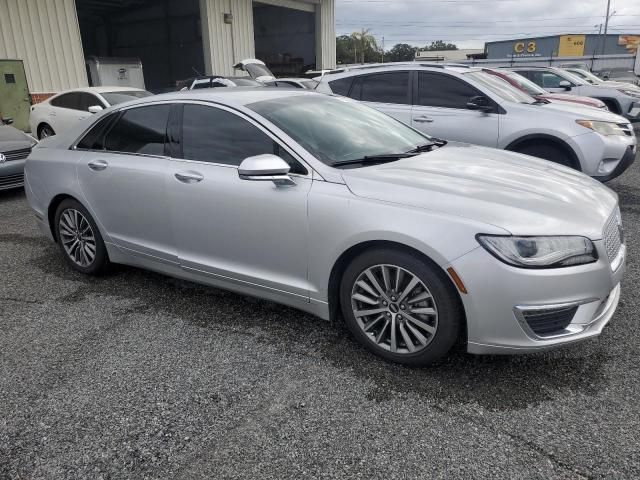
(508, 66, 640, 123)
(316, 64, 637, 181)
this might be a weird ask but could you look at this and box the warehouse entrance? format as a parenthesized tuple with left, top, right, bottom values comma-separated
(76, 0, 205, 93)
(252, 2, 316, 76)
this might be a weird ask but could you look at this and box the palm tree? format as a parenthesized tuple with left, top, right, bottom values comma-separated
(351, 28, 377, 64)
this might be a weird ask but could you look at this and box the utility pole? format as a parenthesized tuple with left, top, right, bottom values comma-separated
(381, 36, 385, 63)
(602, 0, 611, 54)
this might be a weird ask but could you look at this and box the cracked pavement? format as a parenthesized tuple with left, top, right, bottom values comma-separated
(1, 150, 640, 479)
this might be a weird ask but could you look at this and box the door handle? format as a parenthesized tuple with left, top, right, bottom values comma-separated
(88, 159, 108, 171)
(175, 171, 204, 184)
(414, 116, 434, 123)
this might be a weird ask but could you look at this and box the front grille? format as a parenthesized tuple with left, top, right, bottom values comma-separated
(603, 210, 623, 264)
(2, 147, 31, 161)
(618, 123, 633, 136)
(0, 173, 24, 189)
(522, 305, 578, 336)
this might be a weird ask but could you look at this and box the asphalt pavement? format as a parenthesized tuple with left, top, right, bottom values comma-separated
(1, 151, 640, 479)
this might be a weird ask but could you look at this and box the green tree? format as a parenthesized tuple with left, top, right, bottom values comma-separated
(336, 35, 355, 64)
(423, 40, 458, 51)
(351, 28, 381, 63)
(386, 43, 418, 62)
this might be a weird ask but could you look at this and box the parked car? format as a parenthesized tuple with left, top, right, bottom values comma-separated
(25, 89, 625, 365)
(177, 76, 264, 91)
(29, 87, 153, 139)
(507, 66, 640, 122)
(483, 68, 608, 110)
(316, 64, 636, 181)
(0, 124, 37, 191)
(233, 58, 316, 89)
(563, 67, 640, 89)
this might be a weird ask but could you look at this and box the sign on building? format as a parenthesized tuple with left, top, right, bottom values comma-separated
(558, 35, 585, 57)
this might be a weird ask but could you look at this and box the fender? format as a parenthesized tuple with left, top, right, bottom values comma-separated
(504, 133, 581, 170)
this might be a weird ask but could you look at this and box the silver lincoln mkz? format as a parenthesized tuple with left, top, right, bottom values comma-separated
(25, 89, 626, 366)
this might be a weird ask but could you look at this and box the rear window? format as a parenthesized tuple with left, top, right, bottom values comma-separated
(76, 113, 118, 150)
(328, 77, 354, 96)
(101, 91, 153, 106)
(104, 105, 170, 155)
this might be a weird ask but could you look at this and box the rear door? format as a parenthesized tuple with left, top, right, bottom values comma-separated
(0, 60, 31, 131)
(76, 103, 177, 264)
(348, 71, 413, 125)
(411, 72, 499, 147)
(49, 93, 87, 132)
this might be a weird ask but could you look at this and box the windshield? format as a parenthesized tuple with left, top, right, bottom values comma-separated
(102, 90, 153, 105)
(494, 70, 546, 96)
(248, 95, 430, 167)
(556, 69, 588, 86)
(463, 71, 537, 104)
(568, 69, 602, 84)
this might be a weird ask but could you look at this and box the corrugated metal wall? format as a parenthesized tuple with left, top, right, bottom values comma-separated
(0, 0, 87, 93)
(199, 0, 256, 77)
(200, 0, 336, 75)
(316, 0, 336, 69)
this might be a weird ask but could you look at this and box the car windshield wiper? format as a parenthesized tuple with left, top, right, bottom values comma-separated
(408, 139, 447, 153)
(331, 153, 415, 168)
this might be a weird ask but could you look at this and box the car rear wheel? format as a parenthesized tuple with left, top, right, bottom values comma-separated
(54, 199, 109, 275)
(38, 123, 55, 139)
(515, 142, 579, 170)
(340, 249, 462, 366)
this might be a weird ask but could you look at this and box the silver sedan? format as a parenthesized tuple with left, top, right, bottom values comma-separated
(24, 89, 625, 365)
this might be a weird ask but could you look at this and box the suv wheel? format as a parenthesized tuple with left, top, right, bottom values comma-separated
(340, 249, 462, 366)
(515, 142, 579, 170)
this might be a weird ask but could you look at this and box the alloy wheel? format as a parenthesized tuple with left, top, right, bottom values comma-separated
(58, 208, 97, 267)
(350, 264, 438, 354)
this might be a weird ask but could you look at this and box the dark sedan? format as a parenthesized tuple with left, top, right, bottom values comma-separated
(0, 125, 37, 191)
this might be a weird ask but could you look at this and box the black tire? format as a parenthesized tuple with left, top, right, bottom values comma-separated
(598, 98, 620, 114)
(54, 199, 110, 275)
(339, 249, 463, 366)
(515, 142, 579, 170)
(38, 123, 55, 139)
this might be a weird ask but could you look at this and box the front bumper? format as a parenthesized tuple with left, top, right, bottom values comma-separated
(449, 239, 625, 355)
(0, 158, 25, 191)
(570, 130, 637, 180)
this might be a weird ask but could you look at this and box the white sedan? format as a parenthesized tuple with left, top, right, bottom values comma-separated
(29, 87, 152, 139)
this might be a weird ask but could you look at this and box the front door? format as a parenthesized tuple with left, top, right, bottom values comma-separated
(0, 60, 31, 131)
(169, 102, 311, 298)
(412, 72, 500, 147)
(76, 103, 177, 264)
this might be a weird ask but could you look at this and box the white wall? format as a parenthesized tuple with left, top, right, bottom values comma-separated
(0, 0, 87, 94)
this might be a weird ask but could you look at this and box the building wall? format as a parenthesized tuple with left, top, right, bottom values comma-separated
(0, 0, 87, 100)
(199, 0, 256, 77)
(316, 0, 336, 69)
(486, 34, 640, 59)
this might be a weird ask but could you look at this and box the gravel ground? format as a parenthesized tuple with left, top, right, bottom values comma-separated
(1, 151, 640, 479)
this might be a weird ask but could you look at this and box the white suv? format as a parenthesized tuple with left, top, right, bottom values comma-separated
(316, 64, 637, 181)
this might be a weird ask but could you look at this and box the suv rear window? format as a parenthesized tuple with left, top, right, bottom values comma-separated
(353, 72, 410, 105)
(328, 77, 354, 96)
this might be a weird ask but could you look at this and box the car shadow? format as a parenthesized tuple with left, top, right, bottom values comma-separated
(25, 242, 611, 413)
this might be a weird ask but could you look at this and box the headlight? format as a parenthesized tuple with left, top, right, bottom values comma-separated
(618, 88, 640, 99)
(476, 235, 597, 268)
(576, 120, 627, 136)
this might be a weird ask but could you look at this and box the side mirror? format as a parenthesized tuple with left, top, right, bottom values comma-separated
(466, 96, 493, 113)
(558, 80, 572, 91)
(1, 116, 14, 125)
(238, 154, 295, 186)
(88, 105, 103, 114)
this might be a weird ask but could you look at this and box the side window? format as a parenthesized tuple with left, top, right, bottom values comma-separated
(50, 93, 81, 110)
(358, 72, 410, 105)
(417, 72, 479, 109)
(76, 113, 118, 150)
(78, 92, 104, 111)
(328, 77, 354, 96)
(104, 105, 170, 156)
(180, 104, 307, 174)
(523, 71, 544, 87)
(541, 73, 564, 88)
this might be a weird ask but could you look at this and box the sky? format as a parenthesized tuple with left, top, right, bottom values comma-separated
(335, 0, 640, 50)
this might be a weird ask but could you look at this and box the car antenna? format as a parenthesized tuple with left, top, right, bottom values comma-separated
(191, 67, 203, 76)
(314, 70, 328, 90)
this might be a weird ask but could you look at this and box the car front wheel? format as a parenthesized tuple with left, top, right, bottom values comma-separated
(54, 199, 109, 275)
(340, 249, 462, 366)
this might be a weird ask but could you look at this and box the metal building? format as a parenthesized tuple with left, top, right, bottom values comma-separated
(0, 0, 336, 101)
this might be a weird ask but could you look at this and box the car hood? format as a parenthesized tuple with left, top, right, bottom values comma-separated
(340, 144, 617, 239)
(0, 126, 35, 152)
(540, 93, 604, 107)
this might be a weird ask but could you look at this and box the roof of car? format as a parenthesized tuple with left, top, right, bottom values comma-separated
(121, 87, 317, 108)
